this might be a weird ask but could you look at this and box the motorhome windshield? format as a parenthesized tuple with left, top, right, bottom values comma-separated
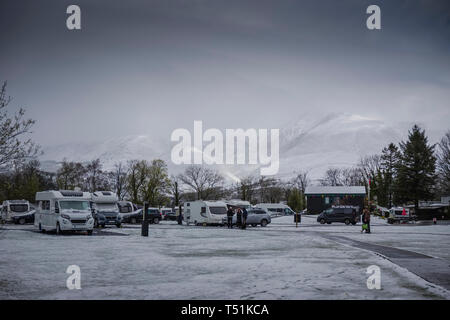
(10, 204, 28, 212)
(96, 203, 119, 212)
(209, 207, 227, 215)
(60, 201, 90, 211)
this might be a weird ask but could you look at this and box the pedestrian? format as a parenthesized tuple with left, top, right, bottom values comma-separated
(236, 207, 242, 228)
(227, 206, 234, 229)
(242, 207, 248, 229)
(362, 208, 371, 234)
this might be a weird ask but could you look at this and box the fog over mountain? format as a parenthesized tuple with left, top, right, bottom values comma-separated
(40, 112, 445, 183)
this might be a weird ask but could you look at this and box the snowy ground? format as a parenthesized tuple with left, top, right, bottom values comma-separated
(0, 216, 449, 300)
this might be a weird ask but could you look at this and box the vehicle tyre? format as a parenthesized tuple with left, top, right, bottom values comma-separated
(87, 230, 93, 235)
(261, 219, 268, 227)
(19, 218, 26, 225)
(251, 224, 257, 227)
(320, 218, 326, 224)
(153, 217, 160, 224)
(344, 219, 350, 225)
(131, 217, 137, 224)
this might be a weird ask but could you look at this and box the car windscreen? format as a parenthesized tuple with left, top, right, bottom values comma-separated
(10, 204, 29, 212)
(96, 203, 119, 212)
(119, 205, 132, 213)
(209, 207, 227, 215)
(60, 201, 90, 211)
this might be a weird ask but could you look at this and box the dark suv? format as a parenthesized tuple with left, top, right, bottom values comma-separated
(317, 206, 359, 225)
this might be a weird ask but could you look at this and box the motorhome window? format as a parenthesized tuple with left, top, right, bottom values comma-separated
(41, 201, 50, 210)
(10, 204, 28, 212)
(60, 201, 90, 211)
(209, 207, 227, 215)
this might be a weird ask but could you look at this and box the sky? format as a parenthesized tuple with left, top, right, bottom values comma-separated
(0, 0, 449, 147)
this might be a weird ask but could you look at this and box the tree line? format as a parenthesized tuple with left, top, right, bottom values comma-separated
(318, 125, 450, 210)
(1, 81, 449, 211)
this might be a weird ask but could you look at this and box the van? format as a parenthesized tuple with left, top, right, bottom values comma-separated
(91, 191, 121, 228)
(1, 200, 31, 223)
(387, 207, 411, 224)
(183, 200, 228, 225)
(254, 203, 296, 216)
(317, 206, 359, 225)
(34, 190, 94, 235)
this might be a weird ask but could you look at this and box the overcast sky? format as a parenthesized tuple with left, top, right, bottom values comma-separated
(0, 0, 449, 147)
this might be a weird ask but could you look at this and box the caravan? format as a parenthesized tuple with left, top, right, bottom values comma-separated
(91, 191, 122, 228)
(1, 200, 31, 223)
(183, 200, 228, 226)
(34, 190, 94, 235)
(254, 203, 296, 216)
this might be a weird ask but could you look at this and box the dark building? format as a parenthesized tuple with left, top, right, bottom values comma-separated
(304, 186, 366, 214)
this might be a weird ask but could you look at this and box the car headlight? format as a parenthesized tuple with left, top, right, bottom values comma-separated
(61, 214, 71, 220)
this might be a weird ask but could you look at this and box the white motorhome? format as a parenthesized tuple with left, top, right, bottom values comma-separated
(183, 200, 228, 225)
(387, 207, 411, 224)
(1, 200, 31, 223)
(225, 199, 251, 209)
(34, 190, 94, 234)
(91, 191, 121, 227)
(254, 203, 296, 216)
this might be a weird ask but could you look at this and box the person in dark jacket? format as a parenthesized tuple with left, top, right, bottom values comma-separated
(236, 208, 242, 228)
(226, 206, 234, 229)
(362, 208, 371, 233)
(242, 207, 248, 229)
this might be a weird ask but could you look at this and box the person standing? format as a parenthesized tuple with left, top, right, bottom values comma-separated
(242, 207, 248, 229)
(226, 206, 234, 229)
(236, 207, 242, 228)
(362, 208, 371, 234)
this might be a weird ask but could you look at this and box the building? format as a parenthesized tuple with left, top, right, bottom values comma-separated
(304, 186, 367, 214)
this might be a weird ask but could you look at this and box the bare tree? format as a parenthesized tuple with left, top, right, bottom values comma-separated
(178, 165, 224, 200)
(85, 159, 104, 192)
(110, 162, 128, 200)
(320, 167, 343, 186)
(238, 175, 258, 202)
(0, 81, 40, 169)
(56, 159, 86, 190)
(169, 175, 183, 207)
(292, 170, 310, 193)
(141, 159, 170, 207)
(437, 131, 450, 195)
(341, 167, 364, 186)
(357, 155, 381, 185)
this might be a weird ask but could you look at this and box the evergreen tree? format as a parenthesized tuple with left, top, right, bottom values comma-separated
(287, 188, 303, 212)
(396, 125, 436, 210)
(380, 143, 400, 208)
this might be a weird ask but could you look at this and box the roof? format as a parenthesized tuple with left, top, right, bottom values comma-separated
(304, 186, 366, 195)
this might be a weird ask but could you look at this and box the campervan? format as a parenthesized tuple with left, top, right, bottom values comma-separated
(183, 200, 228, 225)
(225, 199, 251, 209)
(1, 200, 31, 223)
(34, 190, 94, 234)
(388, 207, 411, 224)
(91, 191, 121, 228)
(254, 203, 296, 216)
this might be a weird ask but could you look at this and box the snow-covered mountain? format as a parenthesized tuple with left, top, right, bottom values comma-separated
(40, 113, 403, 181)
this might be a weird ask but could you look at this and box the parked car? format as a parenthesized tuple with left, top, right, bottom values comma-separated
(222, 208, 271, 227)
(317, 206, 359, 225)
(163, 211, 177, 221)
(12, 210, 35, 225)
(147, 208, 162, 224)
(120, 208, 143, 224)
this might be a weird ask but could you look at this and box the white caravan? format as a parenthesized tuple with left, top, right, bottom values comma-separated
(1, 200, 31, 223)
(34, 190, 94, 234)
(91, 191, 121, 227)
(254, 203, 296, 216)
(183, 200, 228, 225)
